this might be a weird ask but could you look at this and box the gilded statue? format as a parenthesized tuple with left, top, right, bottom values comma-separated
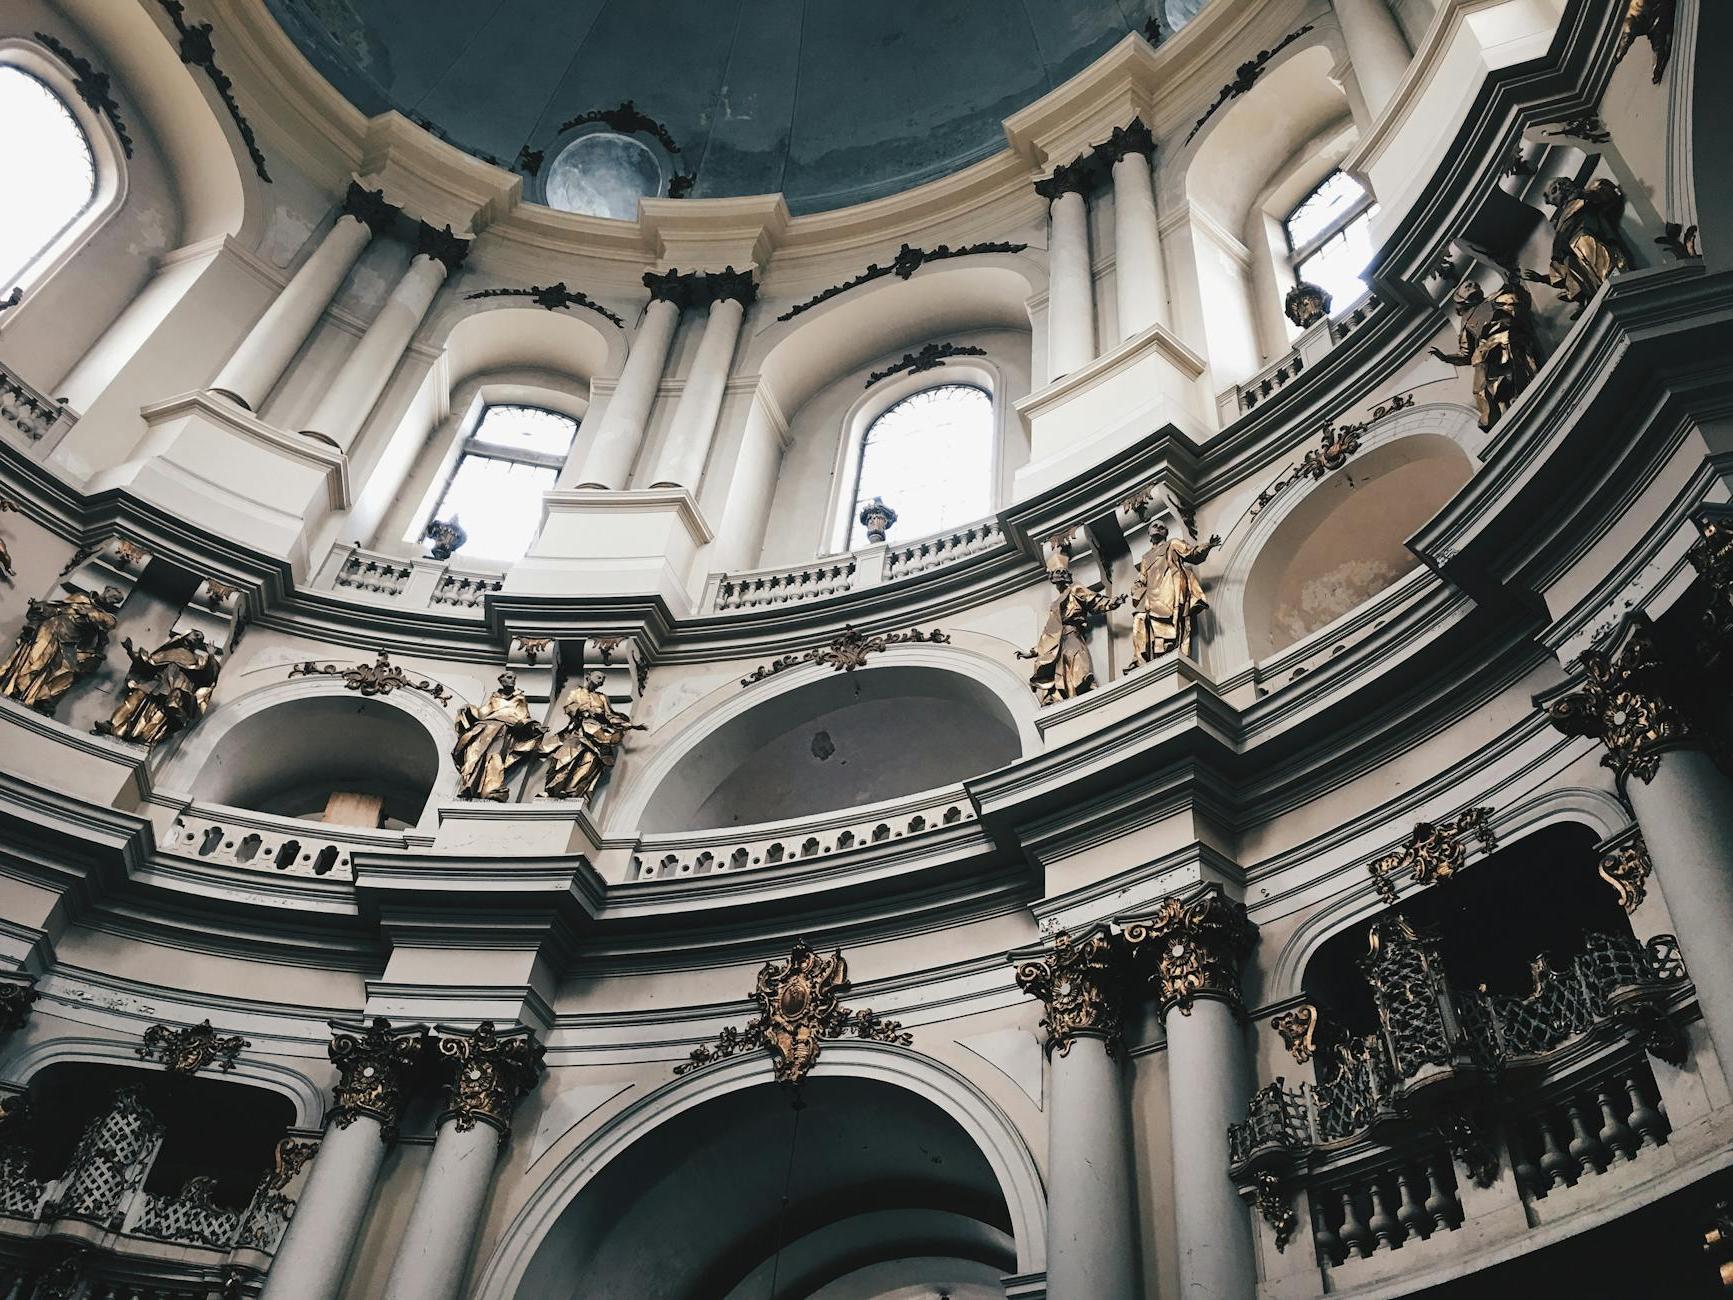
(93, 629, 221, 746)
(1525, 177, 1632, 318)
(540, 670, 645, 801)
(1131, 522, 1221, 662)
(0, 585, 121, 715)
(1428, 277, 1542, 430)
(452, 672, 547, 801)
(1017, 552, 1123, 706)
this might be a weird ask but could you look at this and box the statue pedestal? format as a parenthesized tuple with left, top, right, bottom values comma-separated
(505, 488, 713, 613)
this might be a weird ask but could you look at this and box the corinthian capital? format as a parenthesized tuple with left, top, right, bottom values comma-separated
(434, 1021, 545, 1136)
(1013, 927, 1129, 1057)
(328, 1018, 427, 1142)
(1123, 885, 1258, 1016)
(1688, 508, 1733, 668)
(1544, 613, 1697, 785)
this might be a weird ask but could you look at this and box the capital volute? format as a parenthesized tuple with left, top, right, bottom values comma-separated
(1034, 156, 1095, 202)
(1100, 118, 1156, 165)
(433, 1021, 545, 1137)
(328, 1017, 427, 1142)
(1012, 926, 1130, 1056)
(1123, 885, 1258, 1017)
(1543, 613, 1697, 786)
(341, 181, 400, 237)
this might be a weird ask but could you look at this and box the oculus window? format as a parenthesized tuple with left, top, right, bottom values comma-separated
(545, 132, 664, 222)
(428, 405, 579, 563)
(0, 67, 96, 295)
(844, 385, 994, 549)
(1286, 171, 1378, 314)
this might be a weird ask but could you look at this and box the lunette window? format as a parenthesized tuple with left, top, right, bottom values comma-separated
(427, 405, 579, 562)
(844, 384, 994, 550)
(0, 66, 98, 295)
(1285, 171, 1379, 316)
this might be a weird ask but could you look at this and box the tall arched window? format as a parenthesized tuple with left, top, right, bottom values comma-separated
(426, 404, 580, 562)
(0, 65, 97, 298)
(1285, 170, 1378, 314)
(843, 384, 994, 549)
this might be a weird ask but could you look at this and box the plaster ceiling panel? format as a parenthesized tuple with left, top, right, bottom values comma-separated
(691, 0, 805, 201)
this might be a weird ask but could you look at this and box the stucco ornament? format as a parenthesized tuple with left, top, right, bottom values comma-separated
(540, 670, 646, 802)
(1014, 927, 1129, 1056)
(1428, 277, 1541, 430)
(1284, 280, 1332, 328)
(453, 672, 548, 801)
(328, 1018, 428, 1142)
(0, 974, 36, 1034)
(1124, 886, 1258, 1016)
(137, 1019, 249, 1074)
(1270, 1003, 1320, 1064)
(288, 649, 452, 704)
(1687, 512, 1733, 668)
(94, 630, 221, 747)
(1598, 832, 1652, 914)
(0, 585, 122, 715)
(434, 1022, 545, 1135)
(1367, 807, 1498, 905)
(1018, 551, 1123, 705)
(1545, 614, 1695, 785)
(1525, 177, 1633, 318)
(1130, 521, 1220, 663)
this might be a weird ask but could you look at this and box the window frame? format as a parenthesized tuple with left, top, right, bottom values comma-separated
(1283, 170, 1377, 311)
(420, 401, 581, 565)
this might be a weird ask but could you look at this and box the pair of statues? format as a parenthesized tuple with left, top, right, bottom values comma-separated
(453, 670, 645, 802)
(1019, 523, 1221, 705)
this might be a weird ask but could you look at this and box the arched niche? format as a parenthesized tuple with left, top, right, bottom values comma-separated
(619, 657, 1033, 835)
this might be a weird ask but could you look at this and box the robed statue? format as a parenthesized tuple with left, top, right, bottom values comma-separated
(540, 670, 646, 802)
(0, 585, 122, 715)
(1429, 277, 1542, 430)
(1017, 553, 1123, 706)
(1131, 522, 1221, 662)
(452, 671, 547, 801)
(94, 629, 221, 746)
(1525, 177, 1631, 317)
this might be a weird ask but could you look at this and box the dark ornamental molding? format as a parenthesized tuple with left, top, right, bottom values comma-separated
(1368, 807, 1497, 905)
(465, 283, 626, 328)
(138, 1019, 249, 1074)
(1543, 614, 1696, 786)
(434, 1022, 544, 1136)
(33, 33, 134, 158)
(1034, 119, 1156, 202)
(1124, 886, 1258, 1016)
(555, 100, 682, 156)
(0, 289, 19, 314)
(1184, 25, 1315, 144)
(341, 181, 400, 236)
(328, 1018, 427, 1143)
(777, 242, 1028, 322)
(288, 650, 452, 705)
(644, 267, 757, 311)
(155, 1, 270, 182)
(1270, 1003, 1320, 1064)
(0, 974, 36, 1033)
(865, 342, 988, 388)
(1014, 927, 1129, 1057)
(740, 625, 949, 688)
(415, 221, 470, 272)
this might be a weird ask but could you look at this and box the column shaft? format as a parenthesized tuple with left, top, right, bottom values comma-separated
(1047, 189, 1096, 379)
(1333, 0, 1412, 117)
(1165, 1000, 1257, 1300)
(1046, 1039, 1139, 1298)
(260, 1116, 387, 1300)
(379, 1120, 497, 1300)
(570, 296, 681, 489)
(1112, 151, 1168, 340)
(651, 296, 745, 490)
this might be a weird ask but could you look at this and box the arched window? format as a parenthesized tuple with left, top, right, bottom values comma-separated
(427, 404, 579, 562)
(843, 384, 994, 549)
(1285, 170, 1378, 314)
(0, 65, 98, 298)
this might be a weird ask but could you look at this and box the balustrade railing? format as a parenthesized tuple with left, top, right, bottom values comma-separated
(883, 519, 1005, 582)
(316, 544, 504, 616)
(0, 364, 73, 445)
(161, 805, 405, 882)
(1225, 294, 1382, 420)
(712, 556, 858, 612)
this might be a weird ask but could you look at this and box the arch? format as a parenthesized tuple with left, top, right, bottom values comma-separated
(606, 648, 1040, 836)
(470, 1041, 1048, 1300)
(443, 302, 623, 388)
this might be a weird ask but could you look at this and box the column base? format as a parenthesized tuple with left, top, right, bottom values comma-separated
(505, 487, 714, 614)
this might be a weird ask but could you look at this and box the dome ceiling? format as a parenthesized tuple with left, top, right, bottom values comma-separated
(264, 0, 1174, 215)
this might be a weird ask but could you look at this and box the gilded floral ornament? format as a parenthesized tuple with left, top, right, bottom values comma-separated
(1124, 887, 1258, 1016)
(1597, 832, 1652, 914)
(328, 1018, 427, 1142)
(137, 1019, 249, 1074)
(264, 1136, 318, 1190)
(677, 941, 912, 1088)
(1270, 1003, 1320, 1064)
(740, 625, 949, 688)
(1252, 1171, 1297, 1250)
(433, 1021, 545, 1136)
(1544, 614, 1694, 785)
(1368, 807, 1498, 904)
(1688, 511, 1733, 668)
(288, 650, 452, 705)
(1014, 927, 1128, 1056)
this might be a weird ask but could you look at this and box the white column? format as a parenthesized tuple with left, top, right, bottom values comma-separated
(211, 184, 397, 412)
(301, 223, 468, 453)
(1047, 1039, 1139, 1298)
(569, 293, 682, 489)
(1111, 129, 1168, 341)
(260, 1116, 387, 1300)
(650, 278, 750, 491)
(1044, 180, 1096, 379)
(379, 1119, 497, 1300)
(1332, 0, 1413, 118)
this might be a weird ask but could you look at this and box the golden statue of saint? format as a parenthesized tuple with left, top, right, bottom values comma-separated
(0, 585, 122, 715)
(540, 671, 646, 802)
(1429, 277, 1542, 430)
(1131, 522, 1221, 662)
(452, 672, 547, 801)
(94, 629, 221, 746)
(1017, 553, 1123, 706)
(1525, 177, 1632, 318)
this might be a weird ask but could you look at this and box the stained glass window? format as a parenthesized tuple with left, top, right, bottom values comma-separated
(428, 405, 579, 562)
(0, 67, 97, 295)
(845, 385, 994, 549)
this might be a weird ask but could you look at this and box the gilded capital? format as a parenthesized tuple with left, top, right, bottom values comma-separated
(328, 1018, 427, 1142)
(1545, 614, 1696, 785)
(1013, 927, 1129, 1056)
(1124, 885, 1258, 1016)
(434, 1021, 545, 1136)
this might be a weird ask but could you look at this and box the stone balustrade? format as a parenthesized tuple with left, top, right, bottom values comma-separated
(1223, 294, 1383, 421)
(0, 362, 73, 446)
(710, 555, 859, 612)
(883, 518, 1006, 581)
(161, 804, 420, 882)
(316, 544, 505, 616)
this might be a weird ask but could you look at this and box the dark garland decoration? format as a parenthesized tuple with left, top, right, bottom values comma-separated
(777, 241, 1028, 323)
(466, 283, 626, 328)
(866, 342, 988, 388)
(0, 289, 20, 314)
(554, 100, 682, 156)
(155, 0, 270, 181)
(1184, 25, 1314, 144)
(33, 33, 134, 157)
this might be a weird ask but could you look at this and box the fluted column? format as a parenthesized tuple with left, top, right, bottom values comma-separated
(569, 272, 687, 488)
(211, 183, 399, 412)
(301, 222, 470, 453)
(1038, 161, 1097, 380)
(1107, 121, 1168, 341)
(1126, 887, 1259, 1300)
(649, 268, 755, 492)
(1332, 0, 1412, 118)
(380, 1022, 544, 1300)
(1013, 927, 1138, 1300)
(261, 1019, 425, 1300)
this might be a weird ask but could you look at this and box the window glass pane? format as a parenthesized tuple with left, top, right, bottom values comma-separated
(1285, 171, 1366, 251)
(0, 67, 97, 292)
(848, 385, 993, 549)
(545, 132, 664, 221)
(469, 404, 579, 458)
(432, 454, 558, 562)
(1297, 208, 1379, 314)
